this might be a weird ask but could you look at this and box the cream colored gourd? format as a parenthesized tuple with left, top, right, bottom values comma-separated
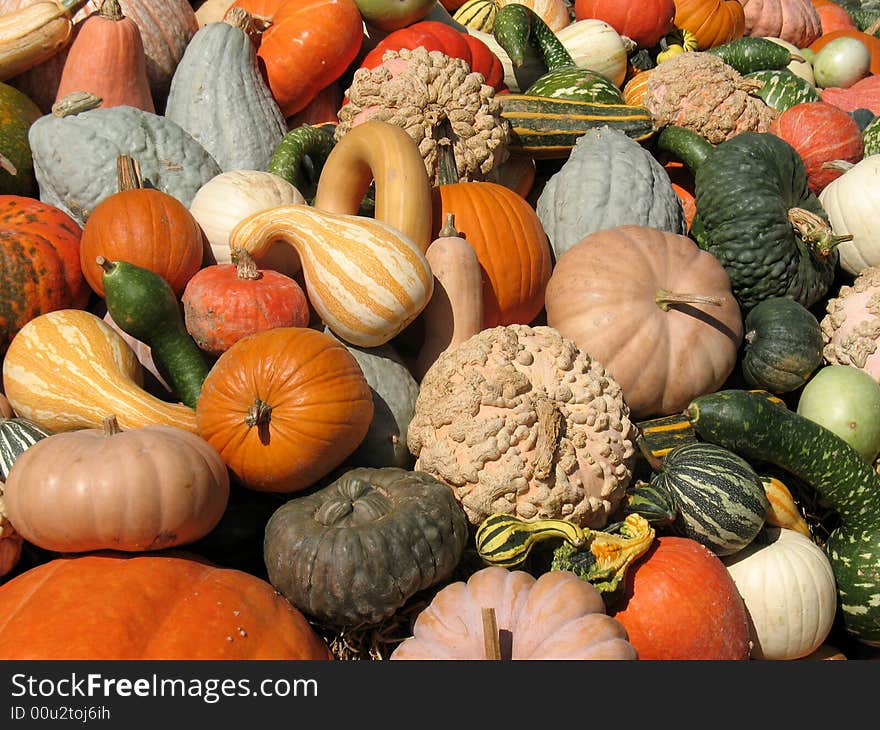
(188, 169, 304, 275)
(818, 156, 880, 276)
(763, 36, 815, 85)
(723, 527, 837, 660)
(1, 309, 198, 433)
(195, 0, 231, 25)
(313, 120, 433, 254)
(555, 19, 630, 89)
(3, 415, 229, 552)
(228, 206, 433, 348)
(414, 214, 484, 381)
(0, 0, 86, 82)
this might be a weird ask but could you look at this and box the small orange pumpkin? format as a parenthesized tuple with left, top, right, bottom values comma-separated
(672, 0, 746, 50)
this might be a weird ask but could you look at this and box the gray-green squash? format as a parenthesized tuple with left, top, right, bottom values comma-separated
(28, 91, 221, 224)
(263, 466, 469, 627)
(325, 329, 420, 470)
(536, 126, 686, 260)
(165, 9, 286, 173)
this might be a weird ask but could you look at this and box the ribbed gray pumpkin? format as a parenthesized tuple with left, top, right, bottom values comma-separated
(0, 418, 52, 481)
(28, 92, 221, 224)
(165, 9, 287, 173)
(325, 329, 420, 469)
(264, 467, 469, 627)
(535, 126, 686, 260)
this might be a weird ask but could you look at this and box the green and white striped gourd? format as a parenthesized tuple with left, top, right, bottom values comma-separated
(687, 389, 880, 646)
(0, 418, 52, 481)
(165, 9, 286, 173)
(28, 91, 221, 225)
(643, 441, 769, 557)
(745, 68, 820, 114)
(536, 126, 686, 259)
(863, 114, 880, 156)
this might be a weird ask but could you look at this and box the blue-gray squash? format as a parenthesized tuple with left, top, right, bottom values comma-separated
(535, 126, 686, 260)
(164, 9, 286, 173)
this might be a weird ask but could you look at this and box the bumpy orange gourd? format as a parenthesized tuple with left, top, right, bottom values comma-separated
(195, 326, 373, 493)
(0, 552, 333, 659)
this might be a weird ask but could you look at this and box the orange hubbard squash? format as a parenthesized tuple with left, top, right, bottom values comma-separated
(0, 552, 333, 659)
(195, 326, 373, 493)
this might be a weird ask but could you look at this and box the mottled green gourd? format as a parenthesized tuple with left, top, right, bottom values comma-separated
(687, 389, 880, 646)
(99, 258, 210, 409)
(268, 124, 336, 203)
(744, 69, 821, 114)
(706, 37, 803, 75)
(0, 417, 52, 481)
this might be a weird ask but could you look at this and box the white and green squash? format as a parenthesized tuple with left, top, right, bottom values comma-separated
(745, 68, 820, 113)
(0, 417, 52, 481)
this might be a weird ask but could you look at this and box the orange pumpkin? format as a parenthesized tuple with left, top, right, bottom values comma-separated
(0, 552, 333, 659)
(79, 157, 206, 298)
(433, 182, 552, 329)
(575, 0, 676, 49)
(235, 0, 363, 118)
(813, 1, 857, 33)
(673, 0, 746, 49)
(195, 326, 373, 493)
(810, 29, 880, 76)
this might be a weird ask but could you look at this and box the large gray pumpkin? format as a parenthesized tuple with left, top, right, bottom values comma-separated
(536, 126, 686, 260)
(325, 329, 420, 469)
(165, 10, 286, 173)
(263, 467, 469, 627)
(29, 93, 221, 224)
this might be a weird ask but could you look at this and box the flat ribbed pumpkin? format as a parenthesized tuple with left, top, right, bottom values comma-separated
(673, 0, 746, 49)
(195, 327, 374, 493)
(0, 195, 89, 354)
(0, 552, 332, 659)
(433, 181, 552, 329)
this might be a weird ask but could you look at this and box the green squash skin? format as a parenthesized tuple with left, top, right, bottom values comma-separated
(863, 115, 880, 156)
(745, 69, 820, 114)
(687, 389, 880, 646)
(0, 417, 52, 481)
(741, 296, 824, 393)
(692, 132, 838, 312)
(525, 67, 625, 105)
(0, 83, 41, 197)
(706, 37, 795, 75)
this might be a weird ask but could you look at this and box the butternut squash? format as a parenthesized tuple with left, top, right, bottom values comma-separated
(313, 120, 433, 254)
(1, 309, 198, 433)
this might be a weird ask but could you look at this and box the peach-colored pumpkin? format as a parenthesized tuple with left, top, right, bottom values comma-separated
(739, 0, 822, 48)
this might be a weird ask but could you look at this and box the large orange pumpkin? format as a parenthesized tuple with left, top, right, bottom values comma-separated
(233, 0, 363, 118)
(611, 536, 752, 660)
(673, 0, 746, 49)
(195, 326, 373, 493)
(574, 0, 677, 49)
(0, 196, 90, 354)
(79, 157, 205, 298)
(0, 552, 332, 659)
(433, 182, 552, 329)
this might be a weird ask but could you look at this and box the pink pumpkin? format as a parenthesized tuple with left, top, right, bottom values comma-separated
(739, 0, 822, 47)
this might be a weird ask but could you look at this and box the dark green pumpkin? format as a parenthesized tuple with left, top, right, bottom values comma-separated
(741, 296, 824, 394)
(637, 442, 769, 556)
(689, 131, 839, 311)
(263, 467, 469, 627)
(0, 83, 41, 197)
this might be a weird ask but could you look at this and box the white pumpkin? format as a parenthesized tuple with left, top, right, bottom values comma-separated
(556, 19, 630, 89)
(188, 170, 305, 276)
(723, 528, 837, 660)
(763, 36, 815, 85)
(819, 155, 880, 276)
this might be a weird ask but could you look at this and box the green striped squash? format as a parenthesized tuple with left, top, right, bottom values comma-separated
(0, 417, 52, 481)
(453, 0, 497, 31)
(649, 442, 769, 556)
(475, 513, 586, 567)
(500, 94, 656, 159)
(863, 115, 880, 156)
(525, 67, 625, 104)
(745, 69, 820, 114)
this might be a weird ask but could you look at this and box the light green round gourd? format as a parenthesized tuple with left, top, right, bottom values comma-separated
(165, 10, 286, 173)
(28, 92, 221, 225)
(535, 126, 686, 260)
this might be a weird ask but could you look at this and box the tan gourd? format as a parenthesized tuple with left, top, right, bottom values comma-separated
(195, 0, 232, 26)
(1, 309, 198, 433)
(0, 0, 87, 81)
(313, 120, 433, 254)
(414, 214, 483, 381)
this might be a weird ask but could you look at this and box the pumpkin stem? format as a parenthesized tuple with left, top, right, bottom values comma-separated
(245, 399, 273, 445)
(654, 289, 724, 311)
(435, 118, 459, 187)
(224, 6, 264, 40)
(481, 608, 502, 660)
(95, 255, 114, 273)
(737, 77, 765, 96)
(438, 213, 461, 238)
(532, 398, 561, 480)
(820, 159, 856, 174)
(99, 0, 123, 20)
(116, 154, 143, 192)
(788, 207, 853, 259)
(230, 247, 262, 281)
(101, 414, 122, 436)
(51, 91, 103, 117)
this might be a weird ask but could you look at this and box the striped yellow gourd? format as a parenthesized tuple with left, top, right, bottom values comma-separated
(761, 476, 812, 538)
(229, 206, 433, 348)
(453, 0, 497, 31)
(1, 309, 198, 433)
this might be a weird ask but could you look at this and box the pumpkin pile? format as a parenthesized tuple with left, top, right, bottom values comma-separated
(2, 0, 880, 662)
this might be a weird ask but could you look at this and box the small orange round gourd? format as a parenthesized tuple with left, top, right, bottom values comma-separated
(544, 225, 743, 419)
(195, 326, 373, 493)
(433, 181, 552, 329)
(79, 156, 205, 298)
(0, 552, 332, 659)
